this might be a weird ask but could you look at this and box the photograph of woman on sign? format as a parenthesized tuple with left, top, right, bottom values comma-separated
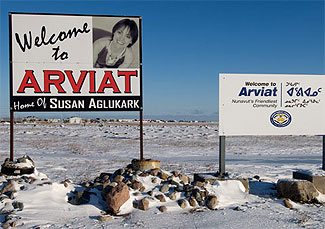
(93, 17, 139, 68)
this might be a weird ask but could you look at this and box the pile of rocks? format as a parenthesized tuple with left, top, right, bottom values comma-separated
(0, 156, 55, 228)
(1, 155, 35, 176)
(0, 173, 53, 228)
(276, 170, 325, 204)
(71, 165, 220, 216)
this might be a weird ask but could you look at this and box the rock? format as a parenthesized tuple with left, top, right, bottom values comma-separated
(102, 184, 115, 201)
(158, 206, 167, 213)
(93, 183, 103, 191)
(283, 199, 293, 209)
(139, 172, 149, 177)
(150, 168, 161, 176)
(12, 201, 24, 210)
(103, 180, 111, 188)
(133, 192, 141, 196)
(198, 201, 204, 206)
(193, 190, 202, 202)
(133, 200, 138, 208)
(170, 179, 179, 186)
(206, 195, 218, 210)
(193, 181, 205, 188)
(194, 174, 250, 193)
(139, 186, 146, 192)
(2, 221, 10, 228)
(5, 191, 15, 200)
(167, 175, 174, 181)
(160, 172, 169, 180)
(97, 215, 113, 221)
(178, 199, 188, 209)
(63, 182, 68, 188)
(160, 184, 169, 193)
(152, 177, 158, 184)
(293, 171, 325, 194)
(0, 194, 7, 201)
(172, 171, 179, 177)
(114, 168, 125, 176)
(175, 185, 184, 192)
(131, 181, 143, 190)
(105, 183, 130, 215)
(233, 206, 241, 211)
(98, 172, 112, 182)
(17, 155, 35, 166)
(199, 190, 208, 199)
(2, 180, 17, 193)
(111, 182, 118, 187)
(113, 175, 124, 183)
(253, 175, 260, 180)
(179, 174, 190, 184)
(73, 190, 91, 205)
(147, 191, 153, 196)
(189, 197, 197, 207)
(11, 221, 17, 227)
(83, 182, 91, 188)
(63, 178, 72, 183)
(125, 167, 133, 174)
(184, 184, 194, 192)
(5, 214, 13, 222)
(155, 194, 166, 202)
(0, 209, 11, 215)
(29, 177, 36, 184)
(168, 192, 177, 200)
(1, 156, 35, 175)
(184, 191, 191, 198)
(277, 180, 319, 202)
(138, 198, 149, 211)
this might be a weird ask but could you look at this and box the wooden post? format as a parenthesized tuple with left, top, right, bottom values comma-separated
(10, 111, 14, 161)
(140, 109, 144, 160)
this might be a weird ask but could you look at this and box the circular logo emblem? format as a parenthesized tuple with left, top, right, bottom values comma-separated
(270, 110, 292, 127)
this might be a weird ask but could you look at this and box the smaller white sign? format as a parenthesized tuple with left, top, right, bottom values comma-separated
(219, 74, 325, 136)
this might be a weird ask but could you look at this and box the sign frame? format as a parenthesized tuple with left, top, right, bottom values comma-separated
(9, 12, 143, 112)
(219, 73, 325, 136)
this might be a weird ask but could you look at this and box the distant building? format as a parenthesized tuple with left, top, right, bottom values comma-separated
(69, 117, 82, 124)
(48, 119, 61, 123)
(25, 116, 37, 123)
(0, 118, 10, 123)
(118, 119, 135, 123)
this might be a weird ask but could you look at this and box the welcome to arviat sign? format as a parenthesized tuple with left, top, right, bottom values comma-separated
(218, 73, 325, 174)
(7, 13, 146, 166)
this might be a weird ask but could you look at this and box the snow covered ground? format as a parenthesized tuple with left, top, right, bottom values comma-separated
(0, 122, 324, 228)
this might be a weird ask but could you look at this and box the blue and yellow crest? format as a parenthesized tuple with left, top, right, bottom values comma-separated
(270, 110, 292, 127)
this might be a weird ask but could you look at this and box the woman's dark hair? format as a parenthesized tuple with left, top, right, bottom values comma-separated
(112, 19, 138, 47)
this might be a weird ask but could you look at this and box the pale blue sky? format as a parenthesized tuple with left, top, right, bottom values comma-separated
(0, 0, 324, 120)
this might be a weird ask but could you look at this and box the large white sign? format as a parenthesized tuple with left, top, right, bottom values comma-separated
(10, 13, 142, 112)
(219, 74, 325, 136)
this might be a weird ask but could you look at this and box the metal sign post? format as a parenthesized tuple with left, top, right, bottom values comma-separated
(140, 110, 144, 160)
(219, 136, 225, 175)
(322, 135, 325, 170)
(10, 111, 14, 161)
